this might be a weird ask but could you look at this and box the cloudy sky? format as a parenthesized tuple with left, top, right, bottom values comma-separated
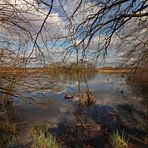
(0, 0, 146, 67)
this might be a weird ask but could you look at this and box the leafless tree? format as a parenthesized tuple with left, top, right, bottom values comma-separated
(58, 0, 148, 66)
(0, 0, 148, 67)
(0, 0, 56, 66)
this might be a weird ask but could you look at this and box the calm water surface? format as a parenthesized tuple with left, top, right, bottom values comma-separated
(13, 72, 147, 124)
(1, 71, 147, 145)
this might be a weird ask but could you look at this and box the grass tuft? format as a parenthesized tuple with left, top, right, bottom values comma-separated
(109, 130, 128, 148)
(31, 122, 59, 148)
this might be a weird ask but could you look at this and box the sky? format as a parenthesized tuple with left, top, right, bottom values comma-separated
(0, 0, 147, 67)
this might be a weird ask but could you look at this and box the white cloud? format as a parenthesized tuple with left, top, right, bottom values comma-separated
(1, 0, 147, 67)
(0, 0, 68, 66)
(0, 0, 66, 44)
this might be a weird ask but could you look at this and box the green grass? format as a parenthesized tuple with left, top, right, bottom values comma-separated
(31, 122, 59, 148)
(109, 130, 128, 148)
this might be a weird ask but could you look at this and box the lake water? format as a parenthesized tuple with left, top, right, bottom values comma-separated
(0, 70, 147, 146)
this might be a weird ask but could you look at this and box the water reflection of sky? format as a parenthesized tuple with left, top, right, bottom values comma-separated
(13, 72, 146, 113)
(7, 72, 147, 144)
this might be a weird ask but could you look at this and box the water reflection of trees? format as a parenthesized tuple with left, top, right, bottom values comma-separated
(50, 69, 97, 83)
(49, 67, 148, 147)
(0, 73, 22, 146)
(118, 72, 148, 146)
(50, 105, 109, 148)
(117, 103, 148, 129)
(50, 103, 148, 147)
(0, 70, 60, 146)
(127, 69, 148, 110)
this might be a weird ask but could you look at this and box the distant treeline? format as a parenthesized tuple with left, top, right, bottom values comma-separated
(0, 64, 147, 75)
(97, 66, 148, 73)
(47, 62, 96, 71)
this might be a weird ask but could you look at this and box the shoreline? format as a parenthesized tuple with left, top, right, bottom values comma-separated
(0, 66, 147, 74)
